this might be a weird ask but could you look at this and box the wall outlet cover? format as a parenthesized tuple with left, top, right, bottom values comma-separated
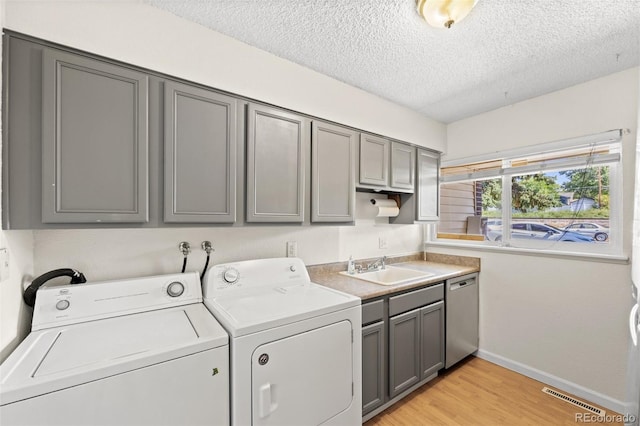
(379, 237, 388, 249)
(286, 241, 298, 257)
(0, 248, 9, 283)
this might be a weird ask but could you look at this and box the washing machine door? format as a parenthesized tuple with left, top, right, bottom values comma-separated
(251, 320, 353, 425)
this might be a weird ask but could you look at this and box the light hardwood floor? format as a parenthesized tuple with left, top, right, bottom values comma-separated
(365, 357, 621, 426)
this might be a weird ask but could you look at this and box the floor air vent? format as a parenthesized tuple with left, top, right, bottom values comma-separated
(541, 387, 606, 416)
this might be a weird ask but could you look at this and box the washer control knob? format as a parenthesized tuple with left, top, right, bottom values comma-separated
(167, 281, 185, 297)
(289, 265, 296, 272)
(56, 300, 70, 311)
(223, 268, 239, 284)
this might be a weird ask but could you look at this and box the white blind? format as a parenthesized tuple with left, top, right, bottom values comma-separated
(441, 130, 622, 184)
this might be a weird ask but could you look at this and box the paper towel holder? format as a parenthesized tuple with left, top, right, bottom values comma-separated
(370, 194, 401, 208)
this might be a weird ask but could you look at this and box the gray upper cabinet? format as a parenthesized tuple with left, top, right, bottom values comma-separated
(246, 104, 308, 223)
(359, 133, 389, 187)
(311, 121, 356, 222)
(416, 149, 440, 221)
(41, 48, 149, 223)
(390, 142, 415, 191)
(164, 81, 237, 223)
(358, 135, 415, 193)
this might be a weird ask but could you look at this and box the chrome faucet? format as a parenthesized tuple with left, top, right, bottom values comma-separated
(366, 256, 387, 271)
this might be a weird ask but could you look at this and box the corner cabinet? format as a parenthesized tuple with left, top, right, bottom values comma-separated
(416, 149, 440, 221)
(164, 81, 237, 223)
(246, 104, 308, 223)
(41, 48, 149, 223)
(311, 121, 356, 222)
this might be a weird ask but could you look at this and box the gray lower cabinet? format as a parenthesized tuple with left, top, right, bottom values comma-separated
(164, 81, 237, 223)
(246, 104, 308, 222)
(388, 284, 445, 399)
(311, 121, 356, 222)
(41, 48, 149, 223)
(389, 308, 421, 398)
(362, 320, 385, 415)
(390, 142, 415, 190)
(420, 300, 445, 378)
(416, 149, 440, 221)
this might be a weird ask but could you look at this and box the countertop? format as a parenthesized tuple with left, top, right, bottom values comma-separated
(308, 253, 480, 300)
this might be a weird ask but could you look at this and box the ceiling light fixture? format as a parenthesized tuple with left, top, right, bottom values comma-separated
(416, 0, 478, 29)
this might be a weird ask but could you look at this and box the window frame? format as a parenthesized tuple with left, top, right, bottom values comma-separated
(428, 130, 624, 259)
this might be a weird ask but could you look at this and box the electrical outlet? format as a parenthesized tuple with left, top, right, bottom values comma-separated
(286, 241, 298, 257)
(0, 249, 9, 283)
(379, 237, 388, 249)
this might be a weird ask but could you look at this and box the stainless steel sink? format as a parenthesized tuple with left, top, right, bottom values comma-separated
(339, 266, 435, 286)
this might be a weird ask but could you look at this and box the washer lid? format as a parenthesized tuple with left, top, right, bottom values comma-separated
(0, 304, 227, 405)
(206, 282, 360, 337)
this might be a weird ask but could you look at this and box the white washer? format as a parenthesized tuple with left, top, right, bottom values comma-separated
(0, 272, 229, 426)
(203, 257, 362, 426)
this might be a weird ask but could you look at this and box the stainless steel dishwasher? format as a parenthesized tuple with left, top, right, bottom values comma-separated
(445, 273, 479, 368)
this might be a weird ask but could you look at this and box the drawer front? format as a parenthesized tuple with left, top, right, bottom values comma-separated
(362, 300, 384, 325)
(389, 283, 443, 317)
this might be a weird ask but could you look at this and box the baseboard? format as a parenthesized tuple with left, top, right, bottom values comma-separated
(476, 349, 627, 414)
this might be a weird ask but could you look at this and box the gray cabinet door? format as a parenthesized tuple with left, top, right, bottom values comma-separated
(164, 81, 237, 223)
(362, 321, 385, 415)
(389, 308, 420, 398)
(420, 300, 445, 379)
(390, 142, 415, 191)
(416, 149, 440, 221)
(311, 121, 356, 222)
(246, 104, 308, 222)
(41, 49, 149, 223)
(359, 133, 389, 187)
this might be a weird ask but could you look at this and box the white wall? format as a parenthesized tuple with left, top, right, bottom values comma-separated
(0, 1, 36, 362)
(3, 0, 445, 151)
(435, 67, 639, 408)
(0, 1, 432, 360)
(34, 193, 422, 281)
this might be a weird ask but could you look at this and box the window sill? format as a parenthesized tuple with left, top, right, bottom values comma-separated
(425, 240, 629, 264)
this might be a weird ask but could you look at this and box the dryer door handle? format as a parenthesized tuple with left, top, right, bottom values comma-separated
(258, 383, 278, 418)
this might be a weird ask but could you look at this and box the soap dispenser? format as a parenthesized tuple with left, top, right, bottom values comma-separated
(347, 256, 355, 275)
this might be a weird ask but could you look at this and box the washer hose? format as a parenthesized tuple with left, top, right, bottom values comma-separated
(23, 268, 87, 307)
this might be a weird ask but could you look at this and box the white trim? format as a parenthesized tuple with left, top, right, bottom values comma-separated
(442, 129, 623, 167)
(476, 349, 627, 414)
(425, 240, 629, 264)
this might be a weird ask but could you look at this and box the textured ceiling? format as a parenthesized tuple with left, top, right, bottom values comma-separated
(145, 0, 640, 123)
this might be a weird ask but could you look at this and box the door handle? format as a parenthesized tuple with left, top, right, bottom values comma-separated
(630, 303, 639, 347)
(259, 383, 278, 418)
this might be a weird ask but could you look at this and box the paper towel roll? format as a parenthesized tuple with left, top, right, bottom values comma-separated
(371, 199, 400, 217)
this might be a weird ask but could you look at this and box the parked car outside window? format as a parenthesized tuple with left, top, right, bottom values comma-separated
(487, 222, 595, 242)
(563, 222, 609, 241)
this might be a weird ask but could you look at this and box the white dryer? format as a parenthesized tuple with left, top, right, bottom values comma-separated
(203, 257, 361, 426)
(0, 272, 229, 426)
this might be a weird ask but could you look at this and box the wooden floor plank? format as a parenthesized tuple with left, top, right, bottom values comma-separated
(365, 357, 621, 426)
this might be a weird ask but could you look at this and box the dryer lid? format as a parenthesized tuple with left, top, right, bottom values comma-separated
(206, 282, 359, 337)
(0, 304, 227, 405)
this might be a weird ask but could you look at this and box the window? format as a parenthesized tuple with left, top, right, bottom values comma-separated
(432, 130, 623, 256)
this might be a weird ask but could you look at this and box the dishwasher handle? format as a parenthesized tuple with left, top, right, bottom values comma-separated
(449, 280, 473, 291)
